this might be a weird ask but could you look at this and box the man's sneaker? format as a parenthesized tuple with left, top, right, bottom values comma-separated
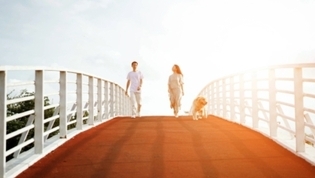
(131, 115, 136, 118)
(137, 112, 141, 117)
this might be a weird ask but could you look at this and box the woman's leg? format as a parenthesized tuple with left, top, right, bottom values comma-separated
(169, 90, 177, 115)
(169, 93, 173, 108)
(173, 88, 181, 117)
(169, 90, 176, 109)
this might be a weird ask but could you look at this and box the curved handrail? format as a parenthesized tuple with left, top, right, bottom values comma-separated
(190, 63, 315, 165)
(0, 66, 119, 84)
(0, 66, 132, 178)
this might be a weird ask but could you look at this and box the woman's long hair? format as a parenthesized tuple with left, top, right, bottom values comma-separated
(174, 64, 183, 76)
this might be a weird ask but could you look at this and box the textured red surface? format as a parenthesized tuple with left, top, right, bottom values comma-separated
(17, 115, 315, 178)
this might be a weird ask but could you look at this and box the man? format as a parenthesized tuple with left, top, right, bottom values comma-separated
(125, 61, 143, 118)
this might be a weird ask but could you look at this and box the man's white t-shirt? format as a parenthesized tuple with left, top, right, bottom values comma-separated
(127, 71, 143, 92)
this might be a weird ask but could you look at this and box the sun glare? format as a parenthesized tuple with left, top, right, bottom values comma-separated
(158, 0, 315, 78)
(139, 0, 315, 114)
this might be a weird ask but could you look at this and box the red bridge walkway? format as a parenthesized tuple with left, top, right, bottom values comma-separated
(17, 116, 315, 178)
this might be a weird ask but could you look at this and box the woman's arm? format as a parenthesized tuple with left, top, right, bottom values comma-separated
(180, 75, 184, 95)
(168, 76, 172, 93)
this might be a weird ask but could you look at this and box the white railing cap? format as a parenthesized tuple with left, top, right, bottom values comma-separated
(0, 65, 120, 88)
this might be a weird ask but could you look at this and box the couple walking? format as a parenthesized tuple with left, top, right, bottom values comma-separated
(125, 61, 184, 118)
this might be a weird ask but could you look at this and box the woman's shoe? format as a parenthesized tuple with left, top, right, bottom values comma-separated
(174, 111, 178, 118)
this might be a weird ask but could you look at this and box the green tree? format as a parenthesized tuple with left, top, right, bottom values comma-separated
(6, 89, 90, 161)
(6, 89, 55, 161)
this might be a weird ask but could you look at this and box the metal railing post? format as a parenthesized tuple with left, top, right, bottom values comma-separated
(128, 94, 131, 116)
(115, 84, 118, 116)
(110, 83, 114, 118)
(211, 83, 215, 114)
(120, 88, 123, 116)
(269, 68, 277, 137)
(239, 73, 245, 124)
(252, 71, 258, 128)
(294, 67, 305, 152)
(0, 71, 6, 177)
(97, 78, 102, 122)
(59, 71, 67, 138)
(216, 81, 220, 116)
(88, 76, 94, 125)
(124, 89, 127, 116)
(230, 77, 235, 121)
(34, 70, 44, 154)
(222, 79, 227, 118)
(76, 74, 83, 130)
(123, 89, 126, 116)
(205, 86, 210, 115)
(104, 81, 108, 119)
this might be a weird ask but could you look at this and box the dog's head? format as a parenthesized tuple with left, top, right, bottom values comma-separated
(196, 97, 207, 106)
(193, 96, 207, 112)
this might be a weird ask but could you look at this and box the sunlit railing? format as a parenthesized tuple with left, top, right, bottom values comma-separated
(0, 66, 131, 178)
(190, 63, 315, 165)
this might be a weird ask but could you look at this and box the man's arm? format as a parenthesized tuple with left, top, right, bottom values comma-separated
(137, 79, 142, 91)
(125, 80, 130, 96)
(138, 72, 143, 90)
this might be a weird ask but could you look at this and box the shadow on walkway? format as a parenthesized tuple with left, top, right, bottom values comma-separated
(17, 115, 315, 178)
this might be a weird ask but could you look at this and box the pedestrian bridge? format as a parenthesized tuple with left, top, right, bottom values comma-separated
(1, 63, 315, 178)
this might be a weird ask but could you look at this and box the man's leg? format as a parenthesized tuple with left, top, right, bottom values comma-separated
(135, 92, 142, 117)
(130, 92, 137, 118)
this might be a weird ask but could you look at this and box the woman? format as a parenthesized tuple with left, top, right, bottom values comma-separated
(168, 64, 184, 118)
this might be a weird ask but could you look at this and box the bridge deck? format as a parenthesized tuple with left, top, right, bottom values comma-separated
(17, 116, 315, 178)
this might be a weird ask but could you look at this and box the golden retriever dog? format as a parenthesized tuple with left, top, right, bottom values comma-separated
(192, 96, 208, 120)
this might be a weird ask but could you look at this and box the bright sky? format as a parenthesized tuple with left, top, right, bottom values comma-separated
(1, 0, 315, 115)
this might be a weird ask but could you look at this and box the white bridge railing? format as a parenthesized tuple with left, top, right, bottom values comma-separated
(191, 63, 315, 165)
(0, 66, 131, 178)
